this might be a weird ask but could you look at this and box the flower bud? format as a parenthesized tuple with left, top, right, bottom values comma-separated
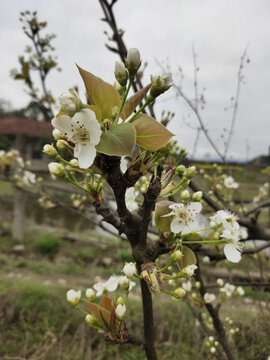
(58, 91, 78, 113)
(85, 288, 96, 301)
(170, 250, 183, 262)
(150, 73, 172, 98)
(122, 262, 137, 277)
(192, 191, 203, 201)
(183, 166, 196, 179)
(217, 278, 224, 287)
(85, 314, 96, 326)
(117, 296, 124, 305)
(53, 128, 66, 140)
(66, 289, 81, 305)
(48, 162, 65, 177)
(125, 48, 141, 76)
(180, 190, 190, 201)
(195, 281, 201, 289)
(69, 159, 78, 167)
(115, 303, 126, 320)
(176, 165, 186, 174)
(114, 61, 128, 86)
(56, 139, 69, 151)
(43, 144, 57, 157)
(173, 287, 186, 299)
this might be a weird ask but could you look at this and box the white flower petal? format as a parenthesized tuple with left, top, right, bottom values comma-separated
(187, 202, 202, 215)
(52, 115, 72, 137)
(170, 218, 185, 233)
(169, 203, 184, 211)
(105, 276, 119, 292)
(76, 142, 96, 169)
(224, 243, 241, 263)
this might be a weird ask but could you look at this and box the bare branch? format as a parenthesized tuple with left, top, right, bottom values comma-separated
(223, 45, 249, 160)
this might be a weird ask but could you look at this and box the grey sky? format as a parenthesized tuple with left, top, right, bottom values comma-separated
(1, 0, 270, 161)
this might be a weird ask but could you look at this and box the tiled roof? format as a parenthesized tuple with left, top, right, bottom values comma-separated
(0, 117, 53, 137)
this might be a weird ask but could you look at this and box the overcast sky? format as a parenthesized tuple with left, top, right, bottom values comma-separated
(1, 0, 270, 161)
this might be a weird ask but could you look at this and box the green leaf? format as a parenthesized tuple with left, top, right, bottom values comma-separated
(155, 200, 174, 232)
(96, 123, 136, 156)
(120, 83, 151, 120)
(133, 114, 174, 151)
(77, 65, 120, 120)
(177, 246, 197, 270)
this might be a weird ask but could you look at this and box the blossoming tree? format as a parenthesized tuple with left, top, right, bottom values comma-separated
(40, 47, 258, 360)
(3, 8, 270, 360)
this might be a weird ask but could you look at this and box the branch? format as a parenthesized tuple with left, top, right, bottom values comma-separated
(156, 57, 226, 162)
(195, 258, 235, 360)
(223, 45, 249, 160)
(244, 198, 270, 216)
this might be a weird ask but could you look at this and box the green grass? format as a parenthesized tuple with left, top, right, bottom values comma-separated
(1, 277, 269, 360)
(0, 180, 13, 195)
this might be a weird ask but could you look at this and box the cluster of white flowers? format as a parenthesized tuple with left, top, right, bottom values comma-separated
(93, 274, 136, 297)
(0, 149, 27, 169)
(220, 283, 244, 298)
(163, 202, 202, 234)
(205, 336, 219, 355)
(253, 182, 269, 203)
(21, 169, 36, 186)
(210, 210, 247, 263)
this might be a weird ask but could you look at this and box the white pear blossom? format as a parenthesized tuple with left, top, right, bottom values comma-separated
(115, 303, 126, 320)
(220, 283, 235, 297)
(93, 281, 107, 297)
(22, 170, 36, 186)
(224, 176, 239, 189)
(221, 221, 247, 263)
(85, 288, 96, 301)
(235, 286, 245, 296)
(123, 262, 137, 277)
(182, 280, 192, 292)
(210, 209, 238, 227)
(52, 108, 102, 169)
(204, 293, 216, 303)
(58, 91, 78, 113)
(66, 289, 81, 305)
(163, 202, 202, 234)
(105, 275, 119, 292)
(150, 73, 172, 97)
